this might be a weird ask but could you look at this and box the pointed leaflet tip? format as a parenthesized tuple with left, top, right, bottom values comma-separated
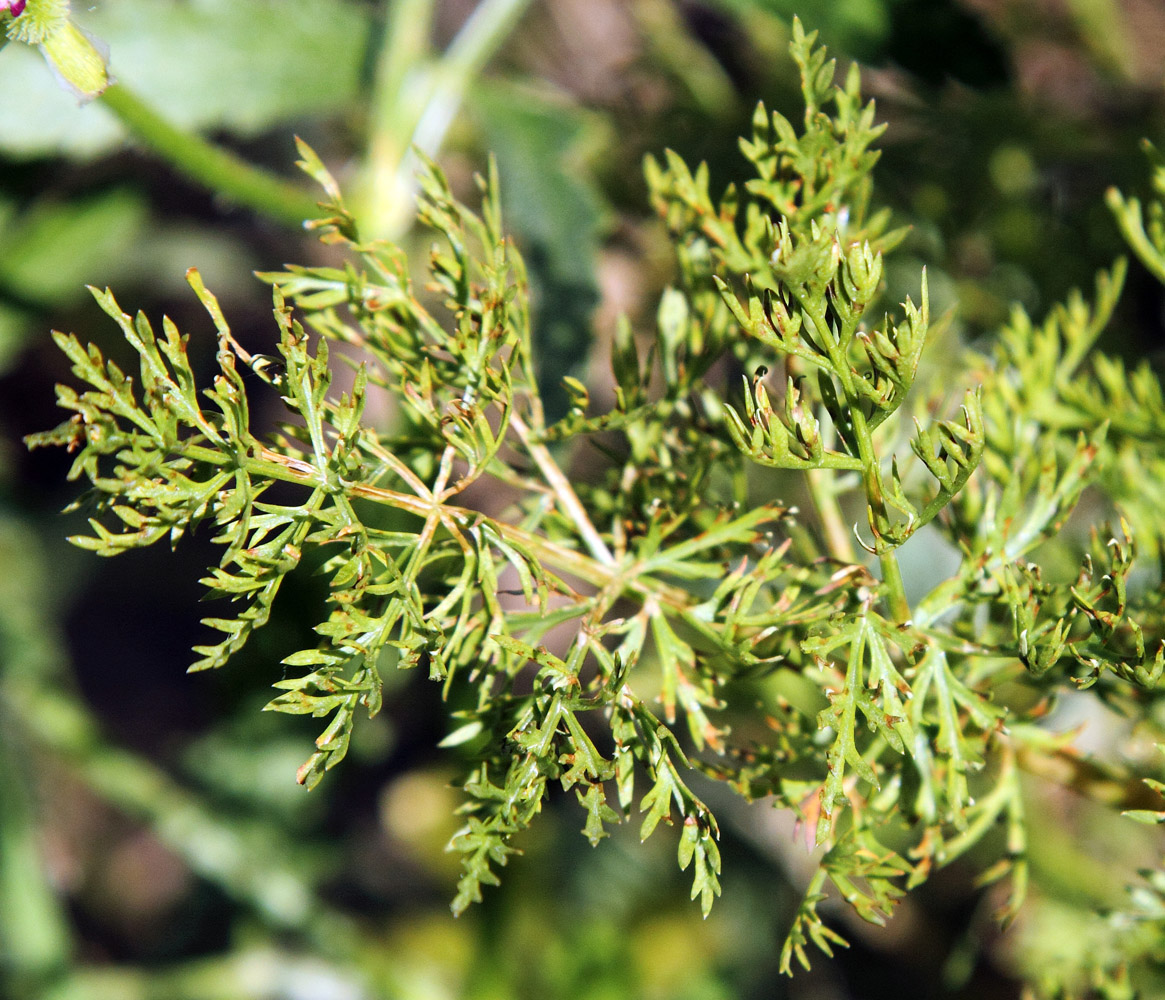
(186, 268, 231, 341)
(293, 137, 341, 202)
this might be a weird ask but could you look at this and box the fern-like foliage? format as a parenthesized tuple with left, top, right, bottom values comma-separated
(29, 18, 1165, 989)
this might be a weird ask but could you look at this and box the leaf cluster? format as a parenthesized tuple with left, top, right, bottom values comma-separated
(29, 17, 1165, 988)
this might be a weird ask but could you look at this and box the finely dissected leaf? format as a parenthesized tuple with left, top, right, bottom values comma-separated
(32, 20, 1165, 983)
(780, 870, 848, 975)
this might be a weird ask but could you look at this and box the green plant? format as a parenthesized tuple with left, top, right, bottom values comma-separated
(27, 17, 1165, 996)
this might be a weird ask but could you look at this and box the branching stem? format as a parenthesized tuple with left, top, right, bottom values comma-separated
(242, 446, 688, 609)
(509, 411, 617, 566)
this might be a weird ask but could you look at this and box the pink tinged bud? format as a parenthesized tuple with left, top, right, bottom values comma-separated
(1, 1, 26, 16)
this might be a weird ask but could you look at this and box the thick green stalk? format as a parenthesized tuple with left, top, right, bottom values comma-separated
(360, 0, 532, 238)
(99, 83, 321, 227)
(361, 0, 436, 239)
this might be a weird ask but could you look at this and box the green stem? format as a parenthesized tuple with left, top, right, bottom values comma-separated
(805, 466, 857, 563)
(232, 446, 694, 610)
(633, 0, 735, 113)
(99, 83, 321, 227)
(878, 551, 910, 623)
(362, 0, 435, 238)
(361, 0, 533, 238)
(848, 405, 911, 622)
(0, 729, 74, 993)
(795, 291, 911, 621)
(510, 411, 616, 566)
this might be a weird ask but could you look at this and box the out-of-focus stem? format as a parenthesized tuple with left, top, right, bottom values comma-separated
(805, 466, 856, 564)
(0, 730, 74, 993)
(361, 0, 533, 239)
(100, 83, 321, 227)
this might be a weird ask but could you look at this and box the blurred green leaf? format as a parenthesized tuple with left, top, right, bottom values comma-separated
(0, 0, 372, 158)
(709, 0, 890, 56)
(0, 189, 147, 303)
(468, 79, 608, 415)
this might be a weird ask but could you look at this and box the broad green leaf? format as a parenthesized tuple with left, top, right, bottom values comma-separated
(0, 188, 147, 304)
(0, 0, 371, 158)
(467, 78, 607, 417)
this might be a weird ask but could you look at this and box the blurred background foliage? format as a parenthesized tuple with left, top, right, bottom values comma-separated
(2, 1, 1165, 998)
